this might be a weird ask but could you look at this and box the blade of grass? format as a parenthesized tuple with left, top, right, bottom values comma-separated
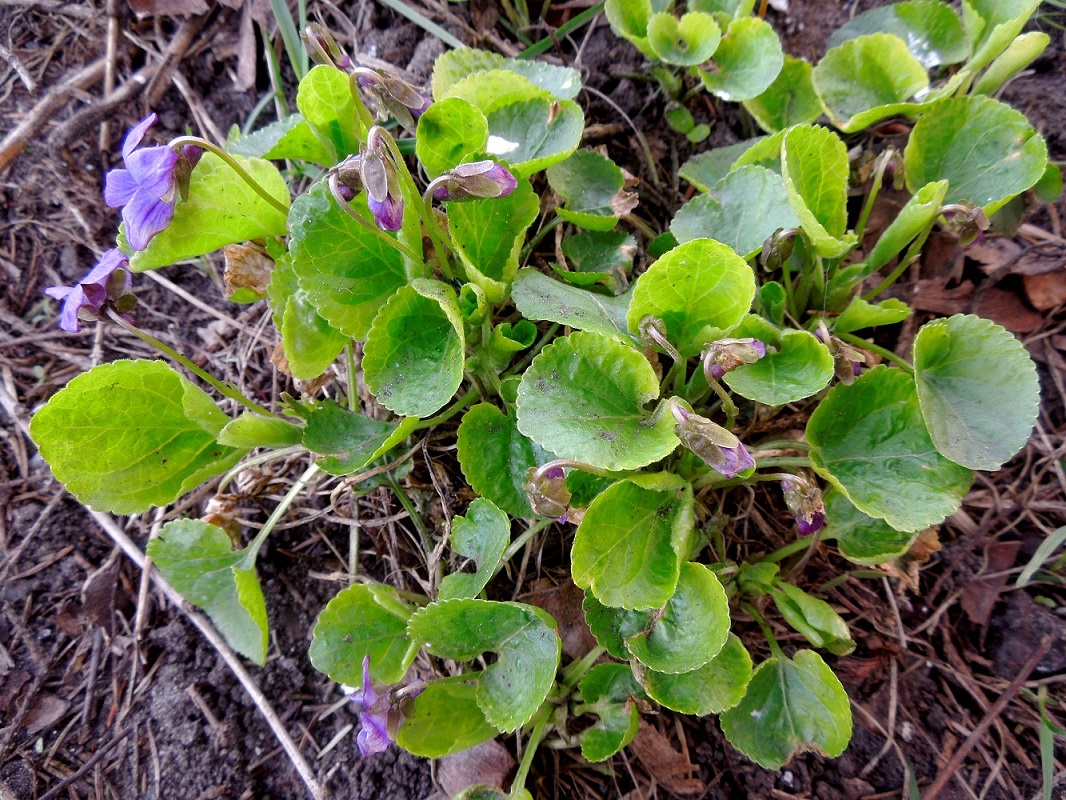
(268, 0, 309, 80)
(1016, 525, 1066, 587)
(373, 0, 465, 51)
(518, 1, 604, 59)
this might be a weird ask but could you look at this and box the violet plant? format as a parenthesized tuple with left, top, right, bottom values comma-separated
(29, 3, 1056, 795)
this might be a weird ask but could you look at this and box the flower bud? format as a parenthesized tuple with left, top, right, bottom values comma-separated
(431, 160, 518, 201)
(780, 474, 826, 536)
(670, 402, 755, 479)
(354, 67, 431, 130)
(760, 227, 798, 272)
(703, 338, 767, 380)
(303, 23, 352, 71)
(814, 324, 867, 386)
(362, 132, 404, 231)
(941, 202, 989, 246)
(524, 465, 572, 522)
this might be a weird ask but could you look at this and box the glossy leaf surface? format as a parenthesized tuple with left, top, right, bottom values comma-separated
(699, 17, 784, 102)
(724, 329, 834, 405)
(578, 664, 646, 762)
(643, 633, 752, 715)
(829, 1, 970, 68)
(823, 490, 918, 565)
(396, 680, 498, 757)
(415, 97, 489, 178)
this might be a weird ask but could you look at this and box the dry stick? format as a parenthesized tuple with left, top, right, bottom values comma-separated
(922, 636, 1053, 800)
(90, 511, 330, 800)
(0, 57, 106, 172)
(99, 0, 120, 151)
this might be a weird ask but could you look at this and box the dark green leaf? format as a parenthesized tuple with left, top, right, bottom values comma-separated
(578, 663, 646, 761)
(547, 149, 634, 232)
(743, 56, 823, 134)
(439, 498, 511, 601)
(302, 400, 418, 475)
(770, 581, 855, 655)
(643, 633, 752, 715)
(822, 489, 918, 565)
(724, 329, 834, 405)
(511, 269, 635, 341)
(582, 590, 653, 660)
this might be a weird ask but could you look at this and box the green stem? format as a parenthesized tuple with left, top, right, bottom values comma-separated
(705, 375, 738, 428)
(751, 456, 812, 469)
(420, 185, 459, 281)
(755, 439, 811, 452)
(413, 388, 479, 431)
(862, 224, 933, 301)
(781, 259, 796, 320)
(560, 645, 606, 692)
(836, 331, 913, 374)
(741, 602, 783, 659)
(169, 136, 290, 216)
(519, 2, 605, 60)
(245, 462, 321, 564)
(510, 704, 552, 799)
(855, 148, 894, 240)
(345, 342, 358, 411)
(386, 474, 432, 556)
(346, 72, 377, 134)
(762, 535, 815, 564)
(503, 323, 560, 379)
(327, 180, 423, 262)
(501, 518, 554, 564)
(520, 215, 563, 263)
(108, 310, 274, 417)
(218, 444, 305, 492)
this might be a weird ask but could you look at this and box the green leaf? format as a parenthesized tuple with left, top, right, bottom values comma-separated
(309, 583, 418, 684)
(457, 403, 552, 518)
(963, 0, 1041, 73)
(288, 181, 407, 339)
(267, 251, 347, 381)
(724, 329, 834, 405)
(720, 650, 852, 769)
(680, 139, 764, 191)
(863, 180, 950, 276)
(407, 600, 561, 732)
(734, 129, 786, 171)
(904, 95, 1048, 215)
(547, 149, 634, 232)
(572, 478, 694, 610)
(228, 114, 334, 165)
(689, 0, 755, 15)
(396, 679, 498, 757)
(296, 64, 361, 158)
(807, 366, 974, 532)
(485, 98, 584, 177)
(578, 664, 646, 762)
(973, 31, 1049, 96)
(218, 412, 303, 449)
(743, 56, 823, 134)
(913, 314, 1039, 470)
(699, 16, 784, 102)
(813, 34, 929, 133)
(626, 562, 730, 673)
(128, 153, 289, 271)
(30, 360, 244, 514)
(561, 230, 635, 292)
(439, 499, 510, 601)
(605, 0, 657, 58)
(446, 69, 550, 113)
(833, 297, 912, 335)
(647, 11, 721, 66)
(770, 581, 855, 655)
(582, 590, 654, 660)
(828, 1, 970, 69)
(302, 400, 418, 475)
(448, 177, 539, 303)
(516, 331, 679, 471)
(627, 239, 756, 357)
(822, 489, 918, 565)
(432, 48, 580, 101)
(781, 124, 857, 258)
(363, 280, 466, 418)
(147, 519, 268, 664)
(670, 166, 800, 259)
(511, 269, 635, 341)
(415, 98, 489, 178)
(643, 633, 753, 715)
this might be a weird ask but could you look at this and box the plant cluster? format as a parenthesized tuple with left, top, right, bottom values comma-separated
(29, 1, 1057, 795)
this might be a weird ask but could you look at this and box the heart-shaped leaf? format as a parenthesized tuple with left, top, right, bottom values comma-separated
(485, 98, 584, 176)
(572, 477, 694, 610)
(407, 600, 561, 732)
(680, 139, 765, 192)
(444, 69, 548, 114)
(415, 97, 489, 178)
(913, 314, 1039, 470)
(822, 489, 919, 565)
(30, 360, 244, 514)
(301, 400, 418, 475)
(699, 16, 784, 102)
(605, 0, 658, 59)
(720, 650, 852, 769)
(813, 33, 929, 133)
(147, 520, 268, 664)
(647, 11, 721, 66)
(547, 149, 636, 232)
(724, 329, 834, 405)
(228, 113, 334, 166)
(432, 49, 580, 101)
(582, 590, 655, 660)
(807, 366, 974, 532)
(578, 664, 647, 762)
(671, 166, 800, 259)
(309, 583, 418, 684)
(643, 633, 753, 715)
(781, 124, 857, 258)
(288, 181, 407, 339)
(627, 562, 731, 674)
(829, 1, 970, 69)
(439, 499, 510, 601)
(516, 331, 679, 470)
(511, 269, 635, 341)
(742, 56, 823, 134)
(396, 679, 498, 757)
(457, 403, 552, 518)
(363, 280, 465, 418)
(627, 239, 756, 357)
(904, 95, 1048, 214)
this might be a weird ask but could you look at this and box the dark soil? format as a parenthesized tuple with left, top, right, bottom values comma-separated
(2, 2, 1066, 800)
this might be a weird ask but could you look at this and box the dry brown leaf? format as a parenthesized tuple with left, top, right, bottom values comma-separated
(235, 0, 257, 91)
(128, 0, 209, 16)
(520, 578, 597, 661)
(437, 740, 515, 797)
(23, 693, 70, 736)
(631, 721, 704, 796)
(960, 540, 1021, 626)
(223, 242, 273, 297)
(1023, 269, 1066, 311)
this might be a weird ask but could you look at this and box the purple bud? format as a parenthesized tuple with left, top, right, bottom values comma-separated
(703, 338, 767, 381)
(781, 474, 826, 536)
(303, 23, 352, 72)
(524, 465, 572, 521)
(368, 192, 403, 231)
(432, 160, 518, 202)
(671, 403, 755, 479)
(347, 655, 423, 758)
(44, 249, 136, 333)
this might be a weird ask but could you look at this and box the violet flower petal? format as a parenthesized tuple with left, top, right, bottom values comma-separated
(123, 190, 174, 251)
(715, 442, 755, 479)
(103, 168, 140, 207)
(125, 146, 179, 197)
(368, 193, 403, 231)
(356, 713, 392, 757)
(56, 287, 87, 333)
(122, 114, 158, 159)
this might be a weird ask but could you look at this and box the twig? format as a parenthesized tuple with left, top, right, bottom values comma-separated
(89, 511, 330, 800)
(0, 40, 36, 91)
(0, 57, 106, 172)
(922, 636, 1053, 800)
(99, 0, 120, 151)
(37, 728, 131, 800)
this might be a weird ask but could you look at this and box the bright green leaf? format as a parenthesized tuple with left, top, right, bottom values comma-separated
(228, 114, 334, 165)
(807, 366, 974, 532)
(743, 56, 823, 134)
(689, 0, 756, 15)
(30, 360, 244, 514)
(833, 297, 912, 335)
(781, 124, 857, 258)
(485, 98, 584, 177)
(822, 489, 918, 565)
(516, 331, 679, 470)
(578, 663, 646, 762)
(963, 0, 1041, 73)
(627, 562, 731, 674)
(309, 583, 418, 684)
(572, 478, 694, 610)
(415, 98, 489, 178)
(627, 238, 756, 357)
(218, 412, 303, 449)
(724, 329, 834, 405)
(770, 581, 855, 656)
(643, 632, 752, 715)
(439, 499, 511, 601)
(828, 1, 970, 69)
(396, 679, 498, 757)
(547, 149, 634, 232)
(973, 31, 1049, 95)
(431, 49, 580, 101)
(913, 314, 1039, 470)
(407, 600, 561, 732)
(363, 280, 465, 418)
(647, 11, 721, 67)
(720, 650, 852, 769)
(699, 17, 784, 102)
(511, 269, 635, 341)
(863, 180, 950, 276)
(296, 64, 361, 157)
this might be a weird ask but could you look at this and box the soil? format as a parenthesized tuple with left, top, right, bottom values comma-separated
(2, 2, 1066, 800)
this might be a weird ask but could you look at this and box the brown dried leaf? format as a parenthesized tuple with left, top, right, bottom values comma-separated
(631, 721, 704, 796)
(520, 578, 597, 661)
(128, 0, 209, 16)
(235, 0, 257, 91)
(223, 243, 273, 297)
(437, 740, 514, 797)
(1024, 270, 1066, 311)
(24, 693, 69, 736)
(960, 540, 1021, 626)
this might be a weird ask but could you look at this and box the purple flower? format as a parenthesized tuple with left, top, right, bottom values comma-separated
(346, 655, 422, 758)
(44, 249, 134, 333)
(432, 160, 518, 202)
(363, 131, 403, 231)
(524, 464, 572, 522)
(703, 338, 768, 380)
(355, 68, 431, 130)
(781, 474, 826, 536)
(303, 23, 352, 71)
(670, 403, 755, 479)
(104, 114, 178, 251)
